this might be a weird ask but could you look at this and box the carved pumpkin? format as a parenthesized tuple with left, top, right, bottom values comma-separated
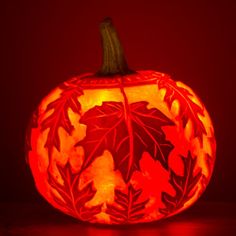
(26, 18, 216, 224)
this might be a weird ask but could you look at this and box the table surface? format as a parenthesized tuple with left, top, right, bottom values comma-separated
(1, 201, 236, 236)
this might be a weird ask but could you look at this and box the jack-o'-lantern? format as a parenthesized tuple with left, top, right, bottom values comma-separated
(26, 18, 216, 224)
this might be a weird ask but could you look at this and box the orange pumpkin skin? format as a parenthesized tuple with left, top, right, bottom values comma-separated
(26, 18, 216, 224)
(26, 70, 216, 224)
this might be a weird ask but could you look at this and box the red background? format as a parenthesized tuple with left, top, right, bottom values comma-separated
(1, 0, 236, 207)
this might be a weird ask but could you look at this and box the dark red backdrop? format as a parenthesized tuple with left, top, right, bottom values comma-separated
(1, 0, 236, 205)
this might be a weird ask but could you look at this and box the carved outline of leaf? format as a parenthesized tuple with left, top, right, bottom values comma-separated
(106, 184, 149, 224)
(158, 77, 206, 144)
(76, 101, 174, 182)
(159, 151, 202, 216)
(25, 108, 39, 163)
(48, 161, 102, 221)
(41, 83, 83, 158)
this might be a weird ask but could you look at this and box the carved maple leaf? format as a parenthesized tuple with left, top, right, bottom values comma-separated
(76, 101, 174, 182)
(48, 162, 102, 221)
(158, 77, 206, 144)
(106, 184, 149, 224)
(160, 151, 202, 215)
(41, 82, 83, 158)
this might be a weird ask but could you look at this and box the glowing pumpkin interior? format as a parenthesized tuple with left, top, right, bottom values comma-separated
(26, 18, 216, 224)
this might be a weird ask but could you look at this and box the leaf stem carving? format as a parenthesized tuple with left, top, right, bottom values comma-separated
(119, 83, 135, 181)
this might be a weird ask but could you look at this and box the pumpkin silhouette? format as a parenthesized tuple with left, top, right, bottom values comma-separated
(26, 18, 216, 224)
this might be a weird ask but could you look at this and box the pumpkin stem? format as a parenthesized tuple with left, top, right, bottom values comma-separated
(96, 17, 134, 76)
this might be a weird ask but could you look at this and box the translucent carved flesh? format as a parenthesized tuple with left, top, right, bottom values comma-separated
(28, 71, 216, 224)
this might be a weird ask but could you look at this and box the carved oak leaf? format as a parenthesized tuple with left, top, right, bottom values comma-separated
(41, 83, 83, 158)
(48, 162, 102, 221)
(158, 77, 206, 144)
(160, 151, 202, 215)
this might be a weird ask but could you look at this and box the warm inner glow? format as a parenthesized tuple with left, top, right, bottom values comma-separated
(27, 71, 216, 224)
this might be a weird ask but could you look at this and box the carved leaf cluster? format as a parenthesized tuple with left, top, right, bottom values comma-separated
(106, 184, 149, 224)
(48, 162, 102, 221)
(158, 77, 206, 143)
(160, 151, 202, 215)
